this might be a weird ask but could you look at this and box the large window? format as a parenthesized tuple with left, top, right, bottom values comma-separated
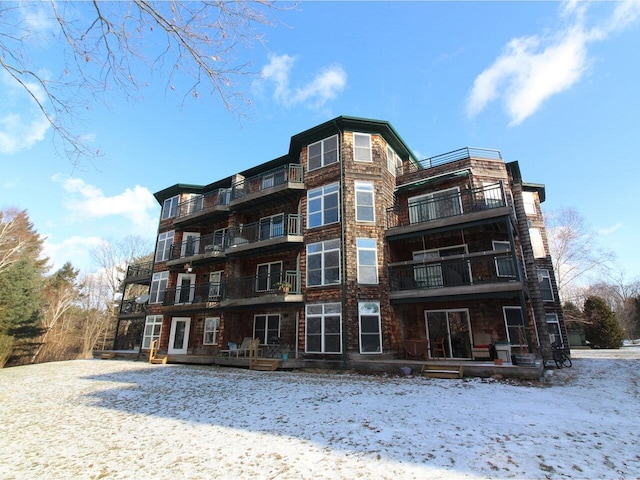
(254, 314, 280, 344)
(155, 230, 174, 262)
(308, 183, 340, 228)
(386, 145, 401, 175)
(208, 271, 222, 300)
(203, 317, 220, 345)
(353, 133, 372, 162)
(142, 315, 163, 349)
(546, 314, 563, 347)
(161, 195, 179, 220)
(503, 306, 526, 347)
(307, 239, 340, 286)
(149, 271, 169, 304)
(522, 191, 537, 216)
(354, 181, 375, 222)
(256, 262, 282, 291)
(308, 135, 338, 171)
(357, 238, 378, 284)
(538, 269, 554, 301)
(359, 302, 381, 354)
(306, 303, 342, 353)
(409, 187, 462, 223)
(529, 228, 546, 258)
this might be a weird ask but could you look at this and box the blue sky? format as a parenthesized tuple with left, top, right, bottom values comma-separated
(1, 1, 639, 283)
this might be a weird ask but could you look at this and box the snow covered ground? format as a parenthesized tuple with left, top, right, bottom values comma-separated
(0, 348, 638, 480)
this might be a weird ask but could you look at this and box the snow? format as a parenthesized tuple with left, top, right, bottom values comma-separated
(0, 348, 639, 479)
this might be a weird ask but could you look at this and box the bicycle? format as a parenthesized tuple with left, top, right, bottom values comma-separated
(551, 345, 572, 369)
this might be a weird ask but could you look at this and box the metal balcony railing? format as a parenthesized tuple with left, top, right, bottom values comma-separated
(119, 298, 149, 315)
(222, 270, 302, 300)
(399, 147, 502, 175)
(125, 261, 153, 279)
(388, 252, 518, 292)
(225, 214, 302, 248)
(175, 188, 231, 220)
(386, 182, 506, 229)
(231, 164, 303, 201)
(162, 281, 223, 306)
(169, 231, 226, 261)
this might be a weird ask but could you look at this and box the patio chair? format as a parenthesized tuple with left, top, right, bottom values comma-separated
(229, 337, 253, 357)
(472, 332, 492, 360)
(431, 337, 446, 359)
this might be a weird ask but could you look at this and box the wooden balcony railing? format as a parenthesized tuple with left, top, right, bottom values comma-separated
(386, 182, 506, 229)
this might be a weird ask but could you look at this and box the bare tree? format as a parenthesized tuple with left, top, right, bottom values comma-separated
(546, 207, 615, 302)
(0, 1, 289, 163)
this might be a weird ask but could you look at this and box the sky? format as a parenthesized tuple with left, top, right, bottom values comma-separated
(1, 348, 639, 479)
(1, 1, 639, 283)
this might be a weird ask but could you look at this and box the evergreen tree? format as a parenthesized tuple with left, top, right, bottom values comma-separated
(583, 296, 624, 349)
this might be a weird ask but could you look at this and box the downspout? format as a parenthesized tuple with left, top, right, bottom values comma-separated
(334, 119, 349, 370)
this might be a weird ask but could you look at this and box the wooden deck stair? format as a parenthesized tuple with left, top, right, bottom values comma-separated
(249, 358, 281, 371)
(421, 363, 464, 379)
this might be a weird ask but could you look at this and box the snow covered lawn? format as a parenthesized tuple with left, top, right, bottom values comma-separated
(0, 348, 638, 479)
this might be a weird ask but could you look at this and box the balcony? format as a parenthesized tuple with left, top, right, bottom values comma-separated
(225, 214, 303, 254)
(119, 298, 149, 316)
(230, 164, 304, 208)
(167, 231, 226, 267)
(220, 270, 302, 307)
(174, 188, 231, 226)
(388, 251, 524, 302)
(386, 182, 511, 238)
(123, 261, 153, 284)
(398, 147, 502, 176)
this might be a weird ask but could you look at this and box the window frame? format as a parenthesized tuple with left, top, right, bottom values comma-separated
(181, 232, 200, 258)
(493, 240, 516, 277)
(358, 302, 382, 354)
(203, 317, 220, 345)
(522, 191, 537, 216)
(386, 145, 401, 175)
(161, 195, 179, 220)
(356, 238, 378, 284)
(175, 273, 196, 304)
(307, 183, 340, 229)
(149, 271, 169, 304)
(254, 314, 281, 345)
(546, 313, 563, 347)
(354, 181, 375, 223)
(529, 228, 546, 258)
(537, 269, 554, 302)
(307, 135, 339, 171)
(503, 306, 526, 347)
(307, 239, 341, 287)
(155, 230, 174, 262)
(305, 303, 342, 354)
(353, 132, 372, 163)
(256, 261, 283, 292)
(142, 315, 163, 349)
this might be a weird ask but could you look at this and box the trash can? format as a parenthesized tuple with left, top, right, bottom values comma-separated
(494, 342, 512, 363)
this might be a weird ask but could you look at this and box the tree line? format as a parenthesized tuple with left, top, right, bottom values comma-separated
(0, 208, 151, 367)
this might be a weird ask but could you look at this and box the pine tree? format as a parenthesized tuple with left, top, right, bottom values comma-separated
(583, 296, 624, 349)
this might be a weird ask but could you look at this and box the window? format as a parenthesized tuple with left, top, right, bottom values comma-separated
(409, 187, 462, 223)
(161, 195, 179, 220)
(359, 302, 381, 354)
(546, 314, 562, 347)
(308, 135, 338, 171)
(142, 315, 163, 349)
(413, 245, 469, 288)
(353, 133, 372, 162)
(357, 238, 378, 284)
(306, 303, 342, 353)
(386, 145, 401, 175)
(307, 239, 340, 286)
(503, 306, 526, 347)
(208, 271, 222, 300)
(184, 194, 204, 215)
(529, 228, 546, 258)
(256, 262, 282, 291)
(308, 183, 340, 228)
(254, 314, 280, 344)
(175, 273, 196, 304)
(181, 232, 200, 257)
(203, 317, 220, 345)
(538, 269, 554, 301)
(354, 181, 375, 222)
(493, 241, 516, 277)
(149, 271, 169, 304)
(155, 231, 174, 262)
(425, 309, 471, 359)
(522, 191, 537, 216)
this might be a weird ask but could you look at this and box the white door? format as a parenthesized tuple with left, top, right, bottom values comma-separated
(168, 317, 191, 354)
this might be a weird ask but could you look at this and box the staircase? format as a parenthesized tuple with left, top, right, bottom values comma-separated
(250, 358, 281, 371)
(149, 340, 168, 365)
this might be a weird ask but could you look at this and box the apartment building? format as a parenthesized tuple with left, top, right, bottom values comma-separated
(114, 116, 566, 369)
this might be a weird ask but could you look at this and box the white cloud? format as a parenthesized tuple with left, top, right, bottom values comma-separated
(43, 234, 104, 274)
(598, 222, 623, 236)
(53, 175, 158, 235)
(466, 0, 640, 125)
(260, 53, 347, 108)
